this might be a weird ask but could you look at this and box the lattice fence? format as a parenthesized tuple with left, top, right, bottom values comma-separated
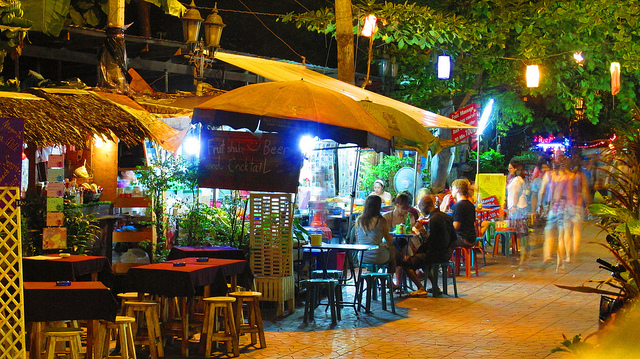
(0, 187, 26, 358)
(249, 193, 293, 277)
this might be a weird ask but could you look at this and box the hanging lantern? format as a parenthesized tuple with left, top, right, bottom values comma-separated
(437, 55, 451, 79)
(610, 62, 620, 96)
(573, 52, 584, 64)
(526, 65, 540, 88)
(361, 14, 377, 38)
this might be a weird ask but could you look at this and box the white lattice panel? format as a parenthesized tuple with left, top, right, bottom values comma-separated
(249, 193, 293, 277)
(0, 187, 26, 358)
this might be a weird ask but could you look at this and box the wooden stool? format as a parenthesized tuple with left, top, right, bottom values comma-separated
(98, 316, 137, 359)
(200, 297, 238, 357)
(42, 327, 83, 359)
(116, 293, 150, 314)
(123, 301, 164, 359)
(228, 291, 266, 349)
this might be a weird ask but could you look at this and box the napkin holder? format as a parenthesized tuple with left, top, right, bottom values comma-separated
(56, 281, 71, 286)
(172, 262, 186, 267)
(196, 257, 209, 262)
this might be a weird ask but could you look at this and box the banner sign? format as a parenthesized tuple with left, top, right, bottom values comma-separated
(450, 103, 479, 143)
(476, 173, 507, 207)
(198, 130, 303, 193)
(0, 118, 24, 187)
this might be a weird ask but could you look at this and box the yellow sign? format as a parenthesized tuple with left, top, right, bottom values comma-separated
(476, 173, 507, 206)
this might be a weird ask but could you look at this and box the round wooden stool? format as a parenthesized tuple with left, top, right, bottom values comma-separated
(123, 301, 164, 359)
(98, 316, 137, 359)
(200, 296, 238, 357)
(228, 291, 266, 349)
(42, 327, 83, 359)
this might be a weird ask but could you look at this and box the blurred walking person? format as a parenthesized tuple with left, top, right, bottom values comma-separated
(538, 157, 570, 273)
(565, 159, 590, 262)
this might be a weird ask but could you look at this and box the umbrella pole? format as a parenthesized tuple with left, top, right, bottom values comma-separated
(347, 149, 361, 243)
(413, 151, 420, 206)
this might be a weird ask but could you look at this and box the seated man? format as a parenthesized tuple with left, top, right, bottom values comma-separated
(451, 179, 478, 247)
(398, 195, 457, 297)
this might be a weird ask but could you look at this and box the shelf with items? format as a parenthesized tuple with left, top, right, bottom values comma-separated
(111, 195, 155, 273)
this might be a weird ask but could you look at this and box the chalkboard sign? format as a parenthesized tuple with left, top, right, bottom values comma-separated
(0, 118, 24, 187)
(198, 129, 303, 193)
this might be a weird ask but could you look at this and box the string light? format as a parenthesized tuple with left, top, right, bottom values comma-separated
(526, 65, 540, 87)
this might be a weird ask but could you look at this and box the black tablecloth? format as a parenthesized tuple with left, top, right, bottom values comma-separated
(166, 246, 245, 261)
(23, 255, 113, 286)
(23, 282, 118, 323)
(125, 258, 253, 297)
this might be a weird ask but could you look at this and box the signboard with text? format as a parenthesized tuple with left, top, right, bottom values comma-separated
(198, 130, 303, 193)
(476, 173, 507, 207)
(0, 118, 24, 187)
(450, 103, 479, 143)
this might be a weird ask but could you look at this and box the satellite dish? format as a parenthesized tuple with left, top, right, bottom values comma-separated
(393, 167, 417, 195)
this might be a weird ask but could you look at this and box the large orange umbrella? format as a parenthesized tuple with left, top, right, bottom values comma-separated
(192, 80, 393, 153)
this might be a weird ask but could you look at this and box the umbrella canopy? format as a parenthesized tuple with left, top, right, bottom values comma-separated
(358, 99, 454, 157)
(193, 80, 393, 153)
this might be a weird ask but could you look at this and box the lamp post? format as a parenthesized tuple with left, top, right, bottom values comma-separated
(476, 99, 494, 206)
(180, 1, 225, 82)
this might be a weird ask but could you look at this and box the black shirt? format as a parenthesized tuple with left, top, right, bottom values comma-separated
(453, 199, 477, 243)
(416, 209, 457, 262)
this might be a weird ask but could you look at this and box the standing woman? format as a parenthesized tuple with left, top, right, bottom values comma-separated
(355, 195, 396, 283)
(507, 159, 529, 267)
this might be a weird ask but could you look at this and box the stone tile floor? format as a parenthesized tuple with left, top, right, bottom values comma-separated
(159, 224, 609, 358)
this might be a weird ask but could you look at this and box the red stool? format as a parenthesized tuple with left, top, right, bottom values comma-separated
(493, 228, 518, 257)
(452, 246, 479, 278)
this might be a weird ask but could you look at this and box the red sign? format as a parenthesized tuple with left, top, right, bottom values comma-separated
(450, 103, 479, 143)
(0, 118, 24, 187)
(481, 195, 500, 206)
(198, 130, 303, 193)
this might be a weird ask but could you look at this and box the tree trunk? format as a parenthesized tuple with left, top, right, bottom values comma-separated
(430, 101, 456, 193)
(335, 0, 355, 85)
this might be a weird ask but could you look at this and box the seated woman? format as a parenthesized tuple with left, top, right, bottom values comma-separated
(355, 195, 396, 286)
(370, 179, 392, 205)
(382, 192, 419, 286)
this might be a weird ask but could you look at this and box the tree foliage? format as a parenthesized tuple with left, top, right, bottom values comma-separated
(282, 0, 640, 137)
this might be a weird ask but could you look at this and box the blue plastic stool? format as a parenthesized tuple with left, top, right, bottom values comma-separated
(357, 272, 395, 314)
(423, 261, 458, 297)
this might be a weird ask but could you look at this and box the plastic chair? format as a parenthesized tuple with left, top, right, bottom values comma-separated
(423, 261, 458, 297)
(493, 228, 518, 256)
(452, 246, 479, 278)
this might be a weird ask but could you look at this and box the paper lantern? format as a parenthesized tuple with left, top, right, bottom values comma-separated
(437, 55, 451, 79)
(361, 14, 377, 38)
(610, 62, 620, 96)
(526, 65, 540, 88)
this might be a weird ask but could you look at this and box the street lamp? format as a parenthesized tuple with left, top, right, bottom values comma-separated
(476, 98, 494, 206)
(181, 1, 225, 80)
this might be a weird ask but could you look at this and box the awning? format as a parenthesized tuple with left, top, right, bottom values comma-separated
(214, 51, 474, 129)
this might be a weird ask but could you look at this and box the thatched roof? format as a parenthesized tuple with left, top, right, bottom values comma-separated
(0, 88, 154, 148)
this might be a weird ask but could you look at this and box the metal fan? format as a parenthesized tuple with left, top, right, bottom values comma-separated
(393, 167, 417, 195)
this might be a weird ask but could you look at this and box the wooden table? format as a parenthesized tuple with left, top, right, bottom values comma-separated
(302, 243, 378, 314)
(23, 281, 118, 359)
(23, 254, 113, 285)
(125, 258, 253, 357)
(166, 246, 245, 261)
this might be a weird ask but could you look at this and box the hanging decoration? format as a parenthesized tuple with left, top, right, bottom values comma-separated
(610, 62, 621, 96)
(526, 65, 540, 87)
(437, 55, 451, 79)
(361, 14, 377, 38)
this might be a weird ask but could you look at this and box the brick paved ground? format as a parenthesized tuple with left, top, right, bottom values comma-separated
(158, 223, 610, 358)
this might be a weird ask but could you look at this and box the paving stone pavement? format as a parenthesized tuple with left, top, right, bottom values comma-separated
(161, 224, 610, 358)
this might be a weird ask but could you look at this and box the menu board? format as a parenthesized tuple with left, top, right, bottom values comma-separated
(198, 130, 303, 193)
(0, 118, 24, 187)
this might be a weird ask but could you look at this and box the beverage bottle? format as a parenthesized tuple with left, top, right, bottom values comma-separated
(405, 213, 412, 234)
